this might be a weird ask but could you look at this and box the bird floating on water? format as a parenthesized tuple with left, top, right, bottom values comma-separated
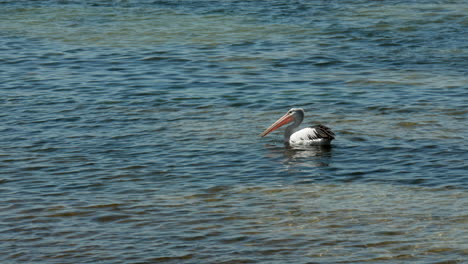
(259, 108, 335, 147)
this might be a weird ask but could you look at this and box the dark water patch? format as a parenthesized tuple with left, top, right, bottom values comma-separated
(47, 211, 91, 218)
(94, 214, 131, 223)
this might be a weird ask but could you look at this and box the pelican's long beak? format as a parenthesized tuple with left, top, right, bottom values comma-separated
(259, 112, 295, 137)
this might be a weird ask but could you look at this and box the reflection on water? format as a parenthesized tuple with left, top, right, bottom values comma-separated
(264, 144, 333, 168)
(285, 145, 332, 158)
(284, 145, 332, 167)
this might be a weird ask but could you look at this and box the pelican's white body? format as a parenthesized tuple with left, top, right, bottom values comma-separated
(288, 127, 333, 146)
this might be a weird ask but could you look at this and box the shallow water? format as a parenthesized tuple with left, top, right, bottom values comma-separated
(1, 0, 467, 263)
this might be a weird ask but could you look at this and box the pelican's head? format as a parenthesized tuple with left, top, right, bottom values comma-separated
(259, 108, 304, 137)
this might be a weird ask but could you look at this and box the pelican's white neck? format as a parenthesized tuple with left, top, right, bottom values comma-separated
(284, 112, 304, 142)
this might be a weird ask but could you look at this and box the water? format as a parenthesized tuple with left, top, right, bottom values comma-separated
(1, 0, 467, 263)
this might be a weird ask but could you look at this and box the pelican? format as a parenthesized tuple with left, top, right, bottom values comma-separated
(259, 108, 335, 146)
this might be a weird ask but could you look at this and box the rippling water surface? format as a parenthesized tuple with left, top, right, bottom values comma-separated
(1, 0, 467, 263)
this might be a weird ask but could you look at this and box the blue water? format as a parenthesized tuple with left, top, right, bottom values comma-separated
(1, 1, 467, 263)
